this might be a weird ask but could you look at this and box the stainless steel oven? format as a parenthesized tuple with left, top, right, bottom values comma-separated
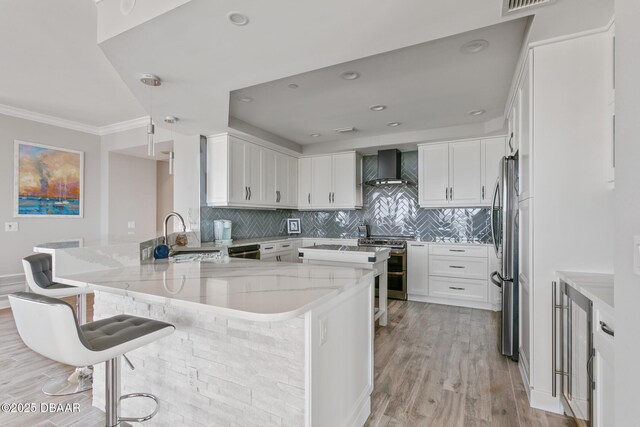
(359, 237, 409, 300)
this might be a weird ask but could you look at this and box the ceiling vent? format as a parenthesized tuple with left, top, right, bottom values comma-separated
(502, 0, 554, 15)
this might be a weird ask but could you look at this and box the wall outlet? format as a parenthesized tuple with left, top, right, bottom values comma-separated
(5, 222, 18, 232)
(319, 317, 328, 345)
(128, 221, 136, 229)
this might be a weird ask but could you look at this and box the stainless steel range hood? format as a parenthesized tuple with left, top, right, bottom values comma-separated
(365, 149, 414, 186)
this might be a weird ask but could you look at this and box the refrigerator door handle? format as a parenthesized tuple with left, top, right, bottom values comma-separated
(490, 271, 504, 287)
(490, 177, 500, 258)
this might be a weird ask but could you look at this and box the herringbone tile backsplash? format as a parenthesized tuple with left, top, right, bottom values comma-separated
(201, 151, 491, 243)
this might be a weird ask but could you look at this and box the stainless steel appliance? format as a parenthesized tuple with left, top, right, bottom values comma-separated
(553, 280, 594, 427)
(358, 236, 410, 300)
(490, 153, 519, 360)
(228, 244, 260, 260)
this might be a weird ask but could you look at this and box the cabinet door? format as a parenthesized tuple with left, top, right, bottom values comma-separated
(332, 153, 355, 207)
(263, 149, 277, 206)
(273, 152, 288, 206)
(481, 137, 505, 205)
(287, 155, 298, 207)
(407, 243, 429, 296)
(245, 143, 263, 204)
(311, 156, 333, 207)
(298, 157, 313, 208)
(449, 140, 481, 205)
(594, 345, 615, 427)
(419, 144, 449, 207)
(228, 137, 249, 204)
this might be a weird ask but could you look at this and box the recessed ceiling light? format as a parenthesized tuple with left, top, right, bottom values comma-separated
(227, 12, 249, 26)
(461, 39, 489, 54)
(288, 83, 299, 89)
(468, 109, 486, 116)
(341, 71, 360, 80)
(387, 122, 402, 127)
(238, 96, 254, 103)
(140, 73, 161, 86)
(309, 133, 321, 137)
(370, 105, 387, 111)
(164, 116, 178, 124)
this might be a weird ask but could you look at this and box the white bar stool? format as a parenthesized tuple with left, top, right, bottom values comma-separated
(9, 292, 175, 427)
(22, 253, 94, 395)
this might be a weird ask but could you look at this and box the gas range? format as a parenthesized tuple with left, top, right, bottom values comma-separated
(357, 236, 414, 251)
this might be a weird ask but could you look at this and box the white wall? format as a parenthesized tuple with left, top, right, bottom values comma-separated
(613, 1, 640, 425)
(108, 152, 157, 239)
(530, 31, 614, 407)
(156, 160, 174, 231)
(0, 113, 101, 275)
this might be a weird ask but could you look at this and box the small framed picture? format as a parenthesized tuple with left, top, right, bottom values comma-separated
(287, 218, 301, 234)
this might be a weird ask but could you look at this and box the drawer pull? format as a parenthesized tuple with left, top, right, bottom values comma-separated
(449, 265, 465, 269)
(282, 244, 290, 248)
(449, 249, 465, 252)
(449, 287, 465, 291)
(264, 246, 274, 250)
(600, 321, 615, 337)
(410, 244, 425, 247)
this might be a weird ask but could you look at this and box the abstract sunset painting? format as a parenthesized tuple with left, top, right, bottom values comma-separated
(14, 141, 83, 217)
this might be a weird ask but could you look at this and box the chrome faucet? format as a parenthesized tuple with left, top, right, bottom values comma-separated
(163, 211, 187, 245)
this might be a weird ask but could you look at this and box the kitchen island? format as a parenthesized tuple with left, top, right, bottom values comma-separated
(298, 245, 390, 326)
(56, 259, 374, 427)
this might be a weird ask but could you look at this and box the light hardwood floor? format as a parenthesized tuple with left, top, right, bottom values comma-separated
(365, 300, 576, 427)
(0, 296, 575, 426)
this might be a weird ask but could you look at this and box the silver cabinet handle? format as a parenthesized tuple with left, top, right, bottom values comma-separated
(410, 244, 425, 247)
(308, 193, 311, 204)
(450, 187, 453, 200)
(329, 192, 331, 203)
(449, 286, 465, 291)
(600, 321, 615, 337)
(248, 187, 251, 200)
(449, 265, 465, 269)
(282, 244, 290, 248)
(277, 190, 281, 203)
(445, 187, 448, 200)
(508, 132, 514, 153)
(264, 246, 274, 250)
(482, 185, 485, 200)
(449, 249, 465, 252)
(332, 192, 335, 203)
(245, 186, 248, 200)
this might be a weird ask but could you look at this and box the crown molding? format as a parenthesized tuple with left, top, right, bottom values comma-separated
(97, 116, 150, 135)
(0, 103, 148, 136)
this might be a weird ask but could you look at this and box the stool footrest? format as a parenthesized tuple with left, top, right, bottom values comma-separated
(119, 392, 159, 423)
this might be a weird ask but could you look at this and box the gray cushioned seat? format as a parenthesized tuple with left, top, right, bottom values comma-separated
(23, 253, 70, 289)
(81, 315, 173, 352)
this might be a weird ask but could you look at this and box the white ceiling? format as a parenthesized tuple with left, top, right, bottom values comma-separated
(96, 0, 612, 151)
(0, 0, 145, 127)
(230, 19, 528, 145)
(0, 0, 612, 145)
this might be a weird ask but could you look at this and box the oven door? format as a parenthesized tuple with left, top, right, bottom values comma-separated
(375, 252, 407, 300)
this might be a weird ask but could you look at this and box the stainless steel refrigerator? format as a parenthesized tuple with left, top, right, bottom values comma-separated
(490, 153, 519, 360)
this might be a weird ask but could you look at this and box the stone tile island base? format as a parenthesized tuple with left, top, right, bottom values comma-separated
(91, 278, 373, 426)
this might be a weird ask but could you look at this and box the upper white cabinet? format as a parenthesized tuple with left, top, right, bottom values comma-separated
(300, 152, 363, 210)
(207, 134, 298, 209)
(481, 137, 506, 204)
(419, 138, 501, 208)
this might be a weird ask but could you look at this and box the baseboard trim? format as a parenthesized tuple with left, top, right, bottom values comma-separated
(407, 294, 497, 311)
(518, 358, 531, 401)
(529, 389, 563, 414)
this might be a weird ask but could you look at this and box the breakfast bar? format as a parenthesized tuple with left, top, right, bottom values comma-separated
(56, 259, 375, 426)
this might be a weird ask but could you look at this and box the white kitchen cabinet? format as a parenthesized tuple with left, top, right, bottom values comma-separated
(301, 152, 362, 210)
(481, 137, 506, 204)
(207, 134, 298, 209)
(518, 56, 532, 201)
(593, 308, 615, 427)
(407, 242, 429, 296)
(449, 140, 482, 205)
(298, 157, 312, 208)
(419, 143, 449, 206)
(418, 139, 489, 208)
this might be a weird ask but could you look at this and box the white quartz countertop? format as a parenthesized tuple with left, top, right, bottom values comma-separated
(56, 259, 373, 322)
(556, 271, 614, 310)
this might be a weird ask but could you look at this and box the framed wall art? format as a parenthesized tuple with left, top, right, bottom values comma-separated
(14, 140, 84, 218)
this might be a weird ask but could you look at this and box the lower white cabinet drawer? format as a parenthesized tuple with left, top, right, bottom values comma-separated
(260, 243, 277, 254)
(428, 277, 488, 302)
(276, 241, 294, 251)
(429, 256, 487, 280)
(429, 244, 488, 257)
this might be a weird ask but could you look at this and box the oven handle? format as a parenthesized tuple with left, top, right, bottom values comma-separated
(387, 271, 405, 276)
